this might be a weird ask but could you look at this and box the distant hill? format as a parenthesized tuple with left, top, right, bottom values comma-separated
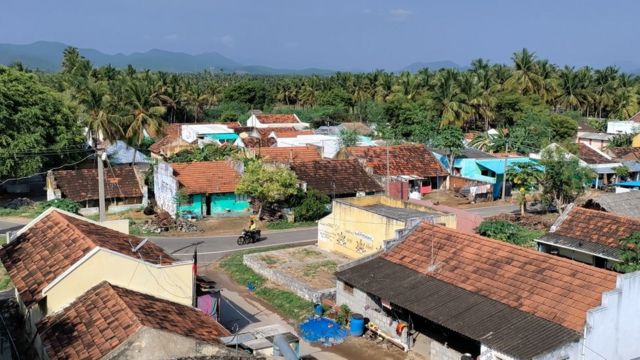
(0, 41, 335, 75)
(401, 61, 463, 72)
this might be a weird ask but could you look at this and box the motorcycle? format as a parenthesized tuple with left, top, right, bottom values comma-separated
(237, 229, 261, 245)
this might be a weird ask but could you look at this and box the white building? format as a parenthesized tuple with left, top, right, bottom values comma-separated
(607, 120, 640, 134)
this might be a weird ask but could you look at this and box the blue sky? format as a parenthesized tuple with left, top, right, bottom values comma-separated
(1, 0, 637, 70)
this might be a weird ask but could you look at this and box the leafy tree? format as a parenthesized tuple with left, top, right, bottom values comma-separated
(607, 133, 636, 149)
(0, 66, 85, 177)
(222, 80, 274, 109)
(432, 126, 464, 189)
(338, 128, 359, 148)
(236, 161, 299, 217)
(476, 220, 541, 247)
(169, 144, 238, 163)
(294, 189, 330, 221)
(540, 147, 594, 213)
(615, 232, 640, 273)
(38, 198, 80, 214)
(614, 165, 630, 181)
(78, 80, 122, 144)
(506, 162, 543, 215)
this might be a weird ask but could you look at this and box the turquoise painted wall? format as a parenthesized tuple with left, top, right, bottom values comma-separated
(179, 194, 204, 217)
(211, 193, 249, 214)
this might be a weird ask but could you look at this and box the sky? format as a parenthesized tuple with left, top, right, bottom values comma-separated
(1, 0, 638, 71)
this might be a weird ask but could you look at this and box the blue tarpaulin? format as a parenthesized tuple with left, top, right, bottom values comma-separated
(299, 317, 348, 347)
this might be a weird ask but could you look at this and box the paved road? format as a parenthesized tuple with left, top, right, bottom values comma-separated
(466, 203, 519, 218)
(0, 220, 27, 236)
(150, 227, 317, 263)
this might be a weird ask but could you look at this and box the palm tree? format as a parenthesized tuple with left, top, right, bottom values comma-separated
(78, 81, 122, 145)
(125, 81, 166, 163)
(505, 48, 544, 95)
(431, 69, 471, 127)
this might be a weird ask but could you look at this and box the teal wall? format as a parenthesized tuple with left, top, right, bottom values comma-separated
(179, 194, 204, 217)
(211, 193, 249, 214)
(178, 193, 249, 217)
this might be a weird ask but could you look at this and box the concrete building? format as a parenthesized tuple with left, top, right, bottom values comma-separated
(576, 132, 615, 150)
(536, 205, 640, 270)
(245, 113, 309, 129)
(46, 166, 148, 216)
(317, 195, 455, 258)
(607, 120, 640, 134)
(154, 160, 249, 218)
(149, 122, 241, 159)
(0, 208, 195, 345)
(336, 222, 640, 360)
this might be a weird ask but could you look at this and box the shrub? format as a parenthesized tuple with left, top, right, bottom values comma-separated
(294, 189, 330, 222)
(476, 220, 542, 247)
(38, 198, 80, 214)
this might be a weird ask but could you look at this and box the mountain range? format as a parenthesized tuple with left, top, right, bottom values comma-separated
(0, 41, 463, 75)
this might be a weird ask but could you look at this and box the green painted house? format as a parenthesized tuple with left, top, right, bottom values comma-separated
(154, 160, 250, 218)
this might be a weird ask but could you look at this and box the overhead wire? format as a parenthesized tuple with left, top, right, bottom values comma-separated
(0, 154, 95, 185)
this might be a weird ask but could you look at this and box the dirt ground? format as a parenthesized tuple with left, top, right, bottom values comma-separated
(487, 212, 559, 230)
(253, 246, 350, 290)
(422, 190, 511, 209)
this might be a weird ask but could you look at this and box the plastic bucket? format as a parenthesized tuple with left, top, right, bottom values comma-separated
(350, 313, 365, 336)
(314, 303, 324, 316)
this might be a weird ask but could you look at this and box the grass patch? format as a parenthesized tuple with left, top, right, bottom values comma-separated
(219, 245, 314, 322)
(254, 287, 313, 321)
(0, 206, 41, 218)
(266, 220, 317, 230)
(294, 248, 321, 258)
(303, 260, 338, 277)
(259, 255, 279, 265)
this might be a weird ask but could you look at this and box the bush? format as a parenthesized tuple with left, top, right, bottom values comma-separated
(476, 220, 543, 247)
(294, 189, 330, 222)
(38, 198, 80, 214)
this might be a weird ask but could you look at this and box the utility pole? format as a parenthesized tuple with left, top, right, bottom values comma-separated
(501, 141, 508, 202)
(96, 146, 106, 222)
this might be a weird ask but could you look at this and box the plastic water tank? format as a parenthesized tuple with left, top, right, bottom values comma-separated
(350, 313, 365, 336)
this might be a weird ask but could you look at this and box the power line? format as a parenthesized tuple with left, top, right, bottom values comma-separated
(0, 154, 94, 185)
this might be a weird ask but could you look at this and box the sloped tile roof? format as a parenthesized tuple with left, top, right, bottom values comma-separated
(553, 206, 640, 249)
(0, 210, 175, 305)
(345, 144, 449, 178)
(608, 147, 640, 161)
(380, 222, 617, 332)
(171, 161, 240, 194)
(240, 128, 316, 148)
(52, 167, 142, 202)
(255, 146, 322, 163)
(38, 281, 229, 360)
(256, 114, 299, 124)
(290, 159, 383, 196)
(578, 143, 612, 164)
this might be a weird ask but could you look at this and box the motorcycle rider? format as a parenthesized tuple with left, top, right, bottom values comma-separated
(248, 219, 259, 241)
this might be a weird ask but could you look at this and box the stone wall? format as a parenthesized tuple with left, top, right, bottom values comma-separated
(243, 253, 335, 303)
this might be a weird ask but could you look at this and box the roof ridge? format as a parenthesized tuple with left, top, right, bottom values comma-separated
(572, 205, 640, 224)
(48, 210, 100, 250)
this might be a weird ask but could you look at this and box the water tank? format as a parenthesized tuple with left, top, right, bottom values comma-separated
(350, 313, 365, 336)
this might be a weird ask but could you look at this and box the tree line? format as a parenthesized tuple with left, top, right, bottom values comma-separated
(2, 47, 640, 178)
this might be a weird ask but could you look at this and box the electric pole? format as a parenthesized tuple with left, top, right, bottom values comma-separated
(97, 146, 106, 222)
(501, 141, 508, 202)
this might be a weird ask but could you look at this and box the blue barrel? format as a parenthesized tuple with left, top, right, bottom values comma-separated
(314, 303, 324, 316)
(350, 313, 365, 336)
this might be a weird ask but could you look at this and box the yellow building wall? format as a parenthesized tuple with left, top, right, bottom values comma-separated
(318, 196, 456, 259)
(43, 250, 193, 314)
(632, 134, 640, 148)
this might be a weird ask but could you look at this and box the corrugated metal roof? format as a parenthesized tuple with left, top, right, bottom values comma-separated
(536, 233, 620, 261)
(337, 257, 580, 359)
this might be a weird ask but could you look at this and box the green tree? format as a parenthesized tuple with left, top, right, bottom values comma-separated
(78, 80, 122, 144)
(505, 48, 544, 96)
(125, 80, 166, 163)
(294, 189, 330, 221)
(540, 147, 594, 213)
(614, 165, 630, 182)
(476, 220, 542, 247)
(432, 126, 464, 189)
(506, 162, 543, 215)
(236, 161, 299, 217)
(169, 144, 238, 163)
(338, 128, 359, 148)
(615, 232, 640, 273)
(0, 66, 85, 177)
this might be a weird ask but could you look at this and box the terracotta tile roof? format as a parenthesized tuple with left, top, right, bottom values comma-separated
(629, 111, 640, 122)
(265, 128, 314, 138)
(345, 144, 449, 178)
(608, 147, 640, 161)
(171, 161, 240, 194)
(256, 114, 299, 124)
(578, 143, 612, 164)
(52, 167, 142, 202)
(255, 146, 322, 163)
(149, 123, 240, 154)
(38, 281, 229, 360)
(553, 206, 640, 250)
(0, 210, 175, 305)
(290, 159, 383, 196)
(382, 222, 618, 332)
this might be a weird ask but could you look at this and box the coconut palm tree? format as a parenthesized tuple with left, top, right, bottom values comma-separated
(505, 48, 544, 95)
(78, 80, 122, 145)
(125, 80, 166, 163)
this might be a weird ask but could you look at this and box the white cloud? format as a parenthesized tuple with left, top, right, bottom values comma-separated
(220, 35, 234, 47)
(163, 33, 179, 40)
(390, 8, 412, 21)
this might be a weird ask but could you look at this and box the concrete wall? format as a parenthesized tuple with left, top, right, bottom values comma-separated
(79, 203, 144, 216)
(154, 161, 178, 217)
(43, 249, 193, 314)
(244, 253, 335, 303)
(318, 196, 455, 259)
(607, 120, 639, 134)
(105, 327, 228, 360)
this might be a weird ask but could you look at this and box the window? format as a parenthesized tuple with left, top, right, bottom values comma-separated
(343, 282, 354, 295)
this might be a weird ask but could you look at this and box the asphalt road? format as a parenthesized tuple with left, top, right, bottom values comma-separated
(0, 220, 25, 236)
(150, 227, 317, 263)
(466, 203, 519, 218)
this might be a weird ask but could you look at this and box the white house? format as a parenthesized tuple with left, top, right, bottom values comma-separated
(246, 113, 310, 129)
(607, 120, 640, 134)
